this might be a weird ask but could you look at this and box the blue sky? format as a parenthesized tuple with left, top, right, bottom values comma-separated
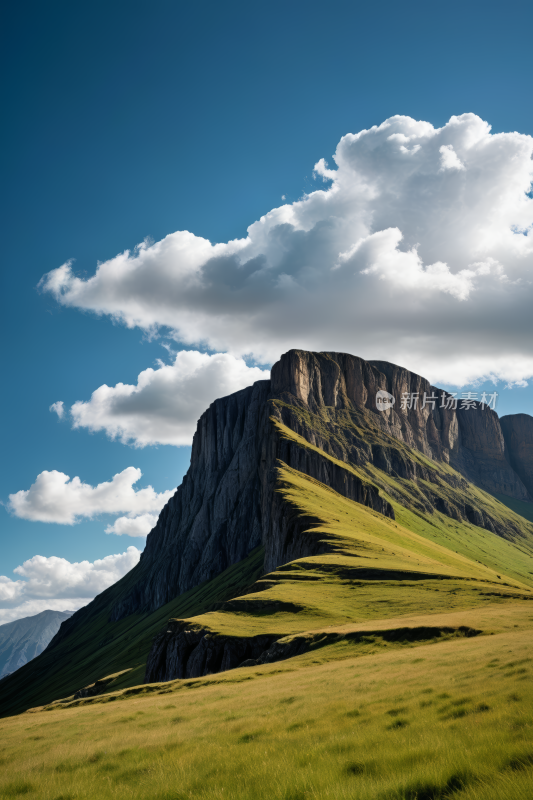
(1, 0, 532, 622)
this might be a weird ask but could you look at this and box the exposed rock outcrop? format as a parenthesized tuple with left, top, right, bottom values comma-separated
(145, 621, 278, 683)
(274, 351, 529, 499)
(111, 381, 271, 620)
(145, 620, 482, 683)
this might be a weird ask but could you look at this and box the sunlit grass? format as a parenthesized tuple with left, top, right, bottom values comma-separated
(186, 462, 532, 638)
(1, 605, 532, 799)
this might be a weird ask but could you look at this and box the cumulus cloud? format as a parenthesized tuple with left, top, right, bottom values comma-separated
(336, 228, 501, 301)
(8, 467, 173, 526)
(0, 547, 140, 624)
(69, 350, 270, 447)
(49, 401, 64, 419)
(39, 113, 533, 386)
(104, 513, 158, 537)
(439, 144, 465, 172)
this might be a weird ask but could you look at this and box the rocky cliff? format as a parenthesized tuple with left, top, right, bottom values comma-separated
(110, 350, 532, 623)
(275, 351, 528, 499)
(111, 381, 271, 620)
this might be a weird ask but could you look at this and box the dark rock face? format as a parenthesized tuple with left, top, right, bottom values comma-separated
(111, 381, 271, 620)
(73, 674, 116, 700)
(454, 404, 528, 500)
(145, 621, 278, 683)
(273, 350, 530, 500)
(501, 414, 533, 499)
(113, 349, 532, 623)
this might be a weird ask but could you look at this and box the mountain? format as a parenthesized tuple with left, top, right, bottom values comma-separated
(1, 350, 533, 716)
(0, 610, 73, 679)
(77, 350, 533, 624)
(106, 350, 533, 622)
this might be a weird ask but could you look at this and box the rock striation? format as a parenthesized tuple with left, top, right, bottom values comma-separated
(111, 381, 271, 620)
(111, 350, 532, 623)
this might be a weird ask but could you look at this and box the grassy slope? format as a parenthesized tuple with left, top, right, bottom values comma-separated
(1, 604, 532, 800)
(273, 399, 533, 545)
(178, 417, 533, 638)
(0, 547, 264, 719)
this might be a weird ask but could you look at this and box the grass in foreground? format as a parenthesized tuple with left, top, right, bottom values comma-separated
(1, 602, 533, 800)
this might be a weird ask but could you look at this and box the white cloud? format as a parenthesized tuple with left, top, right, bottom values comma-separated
(313, 158, 337, 181)
(337, 228, 496, 302)
(0, 548, 140, 625)
(8, 467, 173, 525)
(69, 350, 270, 447)
(439, 144, 465, 171)
(39, 113, 533, 386)
(49, 401, 64, 419)
(104, 513, 158, 537)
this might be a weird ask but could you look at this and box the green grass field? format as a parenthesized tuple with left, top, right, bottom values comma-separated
(1, 603, 532, 800)
(492, 492, 533, 525)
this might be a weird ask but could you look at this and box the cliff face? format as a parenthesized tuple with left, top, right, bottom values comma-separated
(145, 620, 482, 685)
(112, 349, 532, 622)
(501, 414, 533, 499)
(272, 351, 529, 500)
(111, 381, 271, 620)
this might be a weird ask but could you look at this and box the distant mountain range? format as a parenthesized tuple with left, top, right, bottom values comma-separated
(0, 609, 73, 679)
